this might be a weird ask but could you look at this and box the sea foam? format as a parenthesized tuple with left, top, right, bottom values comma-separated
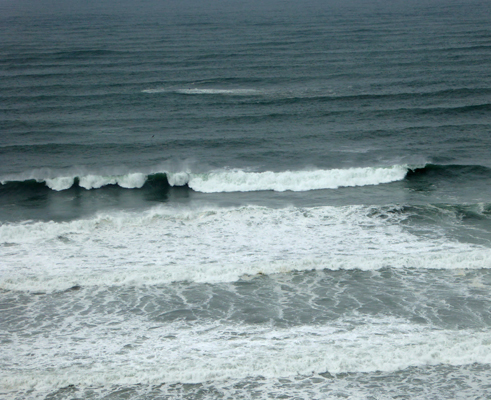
(78, 173, 147, 189)
(1, 204, 489, 292)
(2, 316, 491, 394)
(44, 173, 147, 190)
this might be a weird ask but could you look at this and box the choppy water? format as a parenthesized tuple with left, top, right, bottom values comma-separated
(2, 0, 491, 398)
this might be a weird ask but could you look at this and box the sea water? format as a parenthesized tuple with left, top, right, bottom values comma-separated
(2, 0, 491, 398)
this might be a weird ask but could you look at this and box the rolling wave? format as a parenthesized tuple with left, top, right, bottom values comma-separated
(3, 163, 490, 196)
(0, 165, 409, 194)
(406, 163, 491, 180)
(186, 166, 408, 192)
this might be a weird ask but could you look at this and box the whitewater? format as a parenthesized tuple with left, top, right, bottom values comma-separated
(3, 317, 491, 391)
(2, 203, 491, 293)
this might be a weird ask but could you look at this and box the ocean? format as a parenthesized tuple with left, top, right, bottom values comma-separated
(1, 0, 491, 398)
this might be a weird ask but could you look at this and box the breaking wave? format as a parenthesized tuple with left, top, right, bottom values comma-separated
(0, 165, 409, 194)
(3, 163, 490, 199)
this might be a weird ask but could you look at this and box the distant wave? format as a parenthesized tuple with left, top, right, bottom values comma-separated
(142, 88, 260, 95)
(406, 163, 491, 179)
(0, 165, 409, 193)
(141, 86, 491, 103)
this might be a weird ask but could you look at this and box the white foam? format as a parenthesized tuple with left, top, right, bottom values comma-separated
(78, 173, 146, 190)
(45, 176, 75, 191)
(1, 171, 149, 191)
(141, 88, 168, 93)
(111, 172, 147, 189)
(2, 315, 491, 394)
(187, 166, 408, 193)
(167, 171, 190, 186)
(1, 205, 489, 292)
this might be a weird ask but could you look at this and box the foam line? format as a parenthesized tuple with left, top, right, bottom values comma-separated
(142, 88, 260, 95)
(1, 205, 489, 292)
(2, 317, 491, 392)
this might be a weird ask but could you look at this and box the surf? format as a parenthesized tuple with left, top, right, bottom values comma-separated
(0, 165, 410, 193)
(2, 204, 491, 292)
(2, 316, 491, 394)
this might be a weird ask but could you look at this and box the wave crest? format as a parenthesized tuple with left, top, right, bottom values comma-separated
(1, 165, 409, 194)
(187, 166, 408, 193)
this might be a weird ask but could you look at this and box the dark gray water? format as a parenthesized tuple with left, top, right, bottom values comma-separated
(2, 0, 491, 398)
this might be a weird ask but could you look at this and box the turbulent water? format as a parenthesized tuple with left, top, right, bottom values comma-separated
(2, 0, 491, 398)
